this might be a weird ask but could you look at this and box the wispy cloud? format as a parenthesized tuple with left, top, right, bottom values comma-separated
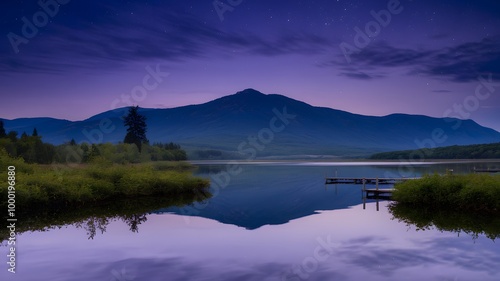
(338, 71, 383, 80)
(324, 37, 500, 82)
(0, 4, 332, 74)
(432, 90, 452, 93)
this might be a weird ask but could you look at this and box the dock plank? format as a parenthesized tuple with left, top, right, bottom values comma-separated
(325, 177, 416, 185)
(364, 188, 395, 194)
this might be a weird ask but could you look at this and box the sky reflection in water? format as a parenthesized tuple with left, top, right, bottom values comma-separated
(2, 162, 500, 281)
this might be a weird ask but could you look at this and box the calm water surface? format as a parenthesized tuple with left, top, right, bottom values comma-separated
(2, 161, 500, 281)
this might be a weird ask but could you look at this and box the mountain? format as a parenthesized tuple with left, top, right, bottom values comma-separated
(2, 89, 500, 157)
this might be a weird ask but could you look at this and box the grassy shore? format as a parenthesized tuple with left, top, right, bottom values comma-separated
(393, 173, 500, 213)
(0, 150, 210, 211)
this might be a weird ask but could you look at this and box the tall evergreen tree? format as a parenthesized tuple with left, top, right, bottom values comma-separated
(123, 106, 148, 152)
(32, 128, 38, 137)
(7, 131, 18, 142)
(0, 120, 6, 138)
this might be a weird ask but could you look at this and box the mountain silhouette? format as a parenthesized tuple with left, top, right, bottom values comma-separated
(2, 89, 499, 157)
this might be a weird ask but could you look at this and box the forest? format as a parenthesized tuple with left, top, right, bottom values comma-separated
(0, 120, 187, 164)
(370, 142, 500, 160)
(0, 108, 208, 212)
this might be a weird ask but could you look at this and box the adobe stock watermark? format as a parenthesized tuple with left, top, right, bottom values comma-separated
(50, 64, 169, 179)
(443, 73, 496, 130)
(6, 166, 17, 274)
(339, 0, 404, 63)
(7, 0, 70, 54)
(82, 64, 169, 144)
(384, 73, 497, 178)
(109, 266, 136, 281)
(213, 0, 244, 22)
(282, 235, 339, 281)
(179, 106, 296, 223)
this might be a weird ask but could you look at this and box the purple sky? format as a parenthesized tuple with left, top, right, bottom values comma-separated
(1, 0, 499, 131)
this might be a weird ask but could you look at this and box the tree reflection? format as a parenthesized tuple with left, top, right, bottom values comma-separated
(122, 213, 148, 233)
(0, 192, 211, 241)
(389, 203, 500, 241)
(74, 216, 110, 240)
(72, 213, 148, 239)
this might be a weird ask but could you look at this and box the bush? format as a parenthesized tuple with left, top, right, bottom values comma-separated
(393, 174, 500, 213)
(0, 148, 34, 174)
(0, 152, 210, 211)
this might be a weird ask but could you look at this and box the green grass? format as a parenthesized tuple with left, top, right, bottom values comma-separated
(393, 173, 500, 213)
(0, 151, 210, 211)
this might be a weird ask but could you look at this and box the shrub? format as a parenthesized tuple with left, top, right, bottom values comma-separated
(0, 151, 210, 211)
(393, 174, 500, 213)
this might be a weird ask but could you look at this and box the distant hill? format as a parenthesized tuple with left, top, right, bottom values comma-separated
(2, 89, 500, 158)
(370, 142, 500, 159)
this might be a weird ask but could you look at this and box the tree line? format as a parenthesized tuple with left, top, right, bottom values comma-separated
(370, 142, 500, 160)
(0, 107, 187, 164)
(0, 125, 55, 164)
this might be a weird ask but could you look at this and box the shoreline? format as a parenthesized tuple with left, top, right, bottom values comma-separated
(189, 158, 500, 165)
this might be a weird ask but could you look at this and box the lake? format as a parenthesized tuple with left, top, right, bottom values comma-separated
(2, 160, 500, 281)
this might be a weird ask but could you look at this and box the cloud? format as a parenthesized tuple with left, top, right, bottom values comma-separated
(66, 257, 291, 281)
(421, 37, 500, 82)
(432, 90, 452, 93)
(337, 235, 500, 277)
(0, 3, 332, 74)
(327, 37, 500, 82)
(338, 71, 380, 80)
(342, 43, 432, 68)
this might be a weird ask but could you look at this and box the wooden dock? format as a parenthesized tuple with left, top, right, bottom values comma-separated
(325, 177, 415, 185)
(364, 188, 394, 196)
(325, 177, 419, 199)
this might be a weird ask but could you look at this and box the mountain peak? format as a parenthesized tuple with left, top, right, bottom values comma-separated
(207, 88, 269, 109)
(234, 88, 265, 96)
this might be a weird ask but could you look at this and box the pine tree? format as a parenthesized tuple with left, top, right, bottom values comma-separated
(0, 121, 6, 138)
(7, 131, 18, 142)
(89, 144, 101, 161)
(123, 106, 148, 152)
(32, 128, 38, 137)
